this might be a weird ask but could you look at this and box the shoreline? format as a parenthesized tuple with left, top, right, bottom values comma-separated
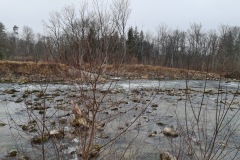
(0, 61, 238, 84)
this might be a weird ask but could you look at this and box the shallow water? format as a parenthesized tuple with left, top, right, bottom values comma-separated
(0, 80, 239, 159)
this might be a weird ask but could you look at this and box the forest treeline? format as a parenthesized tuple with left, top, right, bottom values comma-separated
(0, 1, 240, 73)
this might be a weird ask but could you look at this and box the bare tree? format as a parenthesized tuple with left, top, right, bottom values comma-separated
(111, 0, 131, 63)
(20, 26, 35, 60)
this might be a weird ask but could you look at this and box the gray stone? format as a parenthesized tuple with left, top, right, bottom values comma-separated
(8, 149, 17, 157)
(160, 152, 176, 160)
(163, 126, 178, 138)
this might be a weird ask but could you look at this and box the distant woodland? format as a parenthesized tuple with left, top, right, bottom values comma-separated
(0, 2, 240, 73)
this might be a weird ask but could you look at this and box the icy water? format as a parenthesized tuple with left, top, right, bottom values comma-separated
(0, 80, 239, 159)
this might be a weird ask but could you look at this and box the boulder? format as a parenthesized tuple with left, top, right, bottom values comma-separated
(163, 126, 178, 138)
(111, 107, 118, 111)
(36, 91, 45, 97)
(156, 121, 165, 126)
(15, 98, 23, 103)
(0, 122, 6, 127)
(20, 120, 37, 132)
(160, 152, 176, 160)
(148, 131, 157, 137)
(219, 140, 227, 148)
(8, 149, 17, 157)
(49, 129, 64, 138)
(59, 118, 68, 124)
(19, 155, 30, 160)
(151, 103, 158, 108)
(71, 117, 90, 128)
(3, 89, 19, 94)
(31, 134, 49, 144)
(131, 97, 140, 103)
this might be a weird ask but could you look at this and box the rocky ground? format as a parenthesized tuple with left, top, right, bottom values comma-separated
(0, 80, 240, 159)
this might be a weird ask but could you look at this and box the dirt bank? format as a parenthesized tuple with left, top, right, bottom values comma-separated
(0, 61, 72, 83)
(105, 64, 222, 80)
(0, 61, 232, 83)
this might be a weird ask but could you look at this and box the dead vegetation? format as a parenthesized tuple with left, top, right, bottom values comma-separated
(0, 61, 224, 83)
(0, 61, 78, 83)
(0, 60, 69, 75)
(104, 64, 221, 80)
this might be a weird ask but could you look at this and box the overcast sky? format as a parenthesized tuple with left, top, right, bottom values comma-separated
(0, 0, 239, 34)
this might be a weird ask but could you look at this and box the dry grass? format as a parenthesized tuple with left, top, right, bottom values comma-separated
(0, 61, 69, 76)
(0, 61, 221, 82)
(105, 64, 220, 80)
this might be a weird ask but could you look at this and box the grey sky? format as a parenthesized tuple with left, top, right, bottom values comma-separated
(0, 0, 239, 34)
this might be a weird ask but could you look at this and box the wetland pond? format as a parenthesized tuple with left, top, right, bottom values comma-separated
(0, 79, 240, 159)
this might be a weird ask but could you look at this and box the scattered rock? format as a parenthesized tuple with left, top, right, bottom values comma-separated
(8, 149, 17, 157)
(33, 105, 50, 110)
(15, 98, 23, 103)
(36, 91, 44, 98)
(49, 129, 64, 138)
(22, 92, 29, 98)
(31, 134, 49, 144)
(160, 151, 176, 160)
(219, 140, 227, 148)
(34, 97, 40, 101)
(234, 90, 240, 95)
(29, 127, 37, 132)
(141, 116, 148, 119)
(118, 100, 128, 104)
(52, 92, 60, 97)
(3, 89, 19, 94)
(131, 97, 140, 103)
(56, 99, 63, 102)
(28, 120, 37, 125)
(156, 121, 165, 126)
(111, 107, 118, 111)
(117, 126, 124, 130)
(59, 118, 68, 124)
(21, 125, 29, 131)
(54, 105, 71, 111)
(151, 103, 158, 108)
(204, 89, 214, 94)
(90, 144, 101, 158)
(148, 131, 157, 137)
(190, 137, 200, 145)
(131, 89, 140, 94)
(99, 133, 109, 139)
(141, 99, 147, 104)
(146, 110, 152, 114)
(19, 155, 30, 160)
(38, 110, 45, 114)
(100, 89, 111, 94)
(71, 117, 90, 129)
(78, 144, 101, 159)
(25, 101, 32, 105)
(20, 120, 37, 132)
(0, 122, 6, 127)
(163, 126, 178, 138)
(50, 120, 56, 126)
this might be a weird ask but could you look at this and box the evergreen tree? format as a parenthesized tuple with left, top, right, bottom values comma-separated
(0, 22, 8, 59)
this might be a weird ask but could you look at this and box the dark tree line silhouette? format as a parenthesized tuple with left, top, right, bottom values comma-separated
(0, 5, 240, 73)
